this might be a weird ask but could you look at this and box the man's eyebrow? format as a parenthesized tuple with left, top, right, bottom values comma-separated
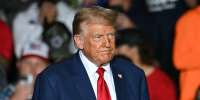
(109, 31, 115, 34)
(92, 30, 116, 36)
(93, 33, 104, 36)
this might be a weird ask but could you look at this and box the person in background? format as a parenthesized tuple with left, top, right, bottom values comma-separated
(173, 1, 200, 99)
(0, 40, 49, 100)
(0, 19, 13, 72)
(108, 0, 159, 65)
(116, 28, 177, 100)
(145, 0, 187, 81)
(13, 0, 76, 60)
(32, 6, 149, 100)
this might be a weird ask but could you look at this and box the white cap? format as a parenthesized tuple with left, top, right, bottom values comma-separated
(21, 41, 49, 61)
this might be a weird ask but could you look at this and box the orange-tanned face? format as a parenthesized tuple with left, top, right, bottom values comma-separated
(74, 23, 116, 67)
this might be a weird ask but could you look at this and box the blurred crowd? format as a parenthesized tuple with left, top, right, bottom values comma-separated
(0, 0, 200, 100)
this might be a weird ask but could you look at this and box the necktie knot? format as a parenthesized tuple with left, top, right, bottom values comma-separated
(96, 68, 105, 77)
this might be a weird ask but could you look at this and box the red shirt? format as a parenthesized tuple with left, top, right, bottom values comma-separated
(147, 68, 177, 100)
(0, 20, 13, 60)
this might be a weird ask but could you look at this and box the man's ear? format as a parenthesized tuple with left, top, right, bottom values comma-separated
(74, 34, 84, 49)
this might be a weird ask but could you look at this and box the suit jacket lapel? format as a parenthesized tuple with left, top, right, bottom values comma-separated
(111, 59, 127, 100)
(70, 52, 96, 100)
(69, 53, 127, 100)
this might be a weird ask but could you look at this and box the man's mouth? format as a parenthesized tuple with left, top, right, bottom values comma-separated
(100, 50, 113, 54)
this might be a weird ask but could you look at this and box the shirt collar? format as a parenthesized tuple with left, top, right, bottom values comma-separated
(79, 51, 112, 77)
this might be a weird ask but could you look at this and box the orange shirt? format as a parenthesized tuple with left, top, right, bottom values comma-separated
(173, 6, 200, 100)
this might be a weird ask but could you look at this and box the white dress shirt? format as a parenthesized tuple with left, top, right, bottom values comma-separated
(79, 51, 117, 100)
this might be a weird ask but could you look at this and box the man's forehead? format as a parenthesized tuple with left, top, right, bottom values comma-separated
(92, 29, 116, 35)
(86, 24, 115, 34)
(82, 22, 115, 29)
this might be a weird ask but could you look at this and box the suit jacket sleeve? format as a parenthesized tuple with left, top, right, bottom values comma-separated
(32, 73, 56, 100)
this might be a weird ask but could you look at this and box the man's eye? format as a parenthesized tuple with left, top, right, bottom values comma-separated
(96, 36, 101, 39)
(108, 33, 115, 38)
(93, 36, 101, 40)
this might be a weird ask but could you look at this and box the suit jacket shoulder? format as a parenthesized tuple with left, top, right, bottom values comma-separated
(111, 56, 145, 78)
(33, 52, 97, 100)
(110, 57, 150, 100)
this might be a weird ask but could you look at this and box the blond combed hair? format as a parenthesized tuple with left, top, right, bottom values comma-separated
(72, 6, 118, 37)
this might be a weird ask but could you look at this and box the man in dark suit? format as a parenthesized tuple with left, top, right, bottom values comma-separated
(32, 6, 149, 100)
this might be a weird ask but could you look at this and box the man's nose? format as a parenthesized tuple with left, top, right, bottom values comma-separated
(103, 36, 111, 47)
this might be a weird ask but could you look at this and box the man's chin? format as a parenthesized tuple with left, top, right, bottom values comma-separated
(99, 57, 113, 66)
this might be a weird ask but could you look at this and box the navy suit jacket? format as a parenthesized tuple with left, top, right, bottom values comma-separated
(32, 52, 149, 100)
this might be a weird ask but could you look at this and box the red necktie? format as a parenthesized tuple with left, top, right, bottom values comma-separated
(97, 68, 112, 100)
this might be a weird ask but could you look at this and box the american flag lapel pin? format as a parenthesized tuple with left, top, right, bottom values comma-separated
(118, 74, 123, 79)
